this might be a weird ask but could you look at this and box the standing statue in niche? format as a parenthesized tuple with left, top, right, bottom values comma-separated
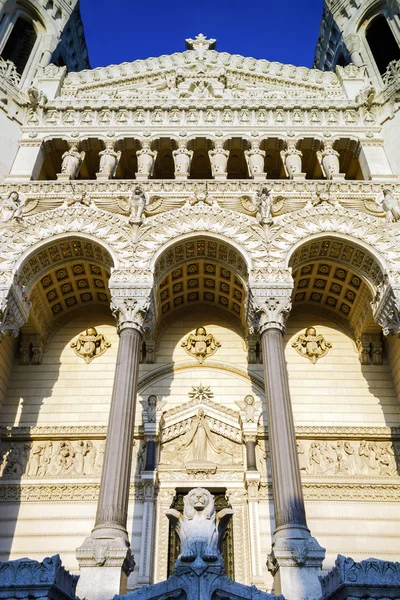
(71, 327, 111, 364)
(181, 327, 221, 363)
(166, 487, 233, 565)
(292, 327, 332, 363)
(61, 143, 85, 179)
(98, 141, 121, 178)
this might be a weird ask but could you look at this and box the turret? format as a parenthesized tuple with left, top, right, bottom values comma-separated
(0, 0, 89, 89)
(314, 0, 400, 88)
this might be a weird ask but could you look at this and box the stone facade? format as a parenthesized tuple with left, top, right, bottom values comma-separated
(0, 1, 400, 599)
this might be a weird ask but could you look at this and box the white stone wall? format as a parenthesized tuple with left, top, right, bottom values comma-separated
(286, 312, 400, 426)
(1, 313, 118, 427)
(0, 110, 21, 182)
(0, 337, 16, 410)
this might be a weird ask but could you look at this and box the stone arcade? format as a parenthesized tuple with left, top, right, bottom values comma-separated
(0, 0, 400, 599)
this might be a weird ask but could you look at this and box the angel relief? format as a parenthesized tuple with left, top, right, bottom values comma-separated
(70, 327, 111, 364)
(292, 327, 332, 364)
(181, 327, 221, 363)
(0, 191, 37, 224)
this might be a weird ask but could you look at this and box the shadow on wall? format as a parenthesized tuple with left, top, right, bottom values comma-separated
(0, 305, 116, 566)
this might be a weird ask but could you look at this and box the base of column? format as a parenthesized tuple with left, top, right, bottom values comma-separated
(76, 535, 135, 600)
(267, 527, 325, 600)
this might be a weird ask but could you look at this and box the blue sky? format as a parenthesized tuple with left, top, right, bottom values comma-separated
(80, 0, 324, 69)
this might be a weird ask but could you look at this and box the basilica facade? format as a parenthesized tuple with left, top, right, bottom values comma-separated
(0, 1, 400, 599)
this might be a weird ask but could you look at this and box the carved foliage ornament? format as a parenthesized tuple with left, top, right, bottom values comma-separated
(70, 328, 111, 364)
(181, 327, 220, 363)
(292, 327, 331, 363)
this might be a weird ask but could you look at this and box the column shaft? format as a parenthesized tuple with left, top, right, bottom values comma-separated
(245, 440, 257, 471)
(144, 439, 157, 471)
(261, 327, 308, 533)
(93, 327, 141, 538)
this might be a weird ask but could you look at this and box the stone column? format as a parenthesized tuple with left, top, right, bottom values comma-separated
(137, 479, 157, 585)
(245, 437, 257, 471)
(251, 284, 325, 600)
(154, 488, 176, 582)
(76, 285, 152, 600)
(226, 488, 251, 584)
(372, 279, 400, 336)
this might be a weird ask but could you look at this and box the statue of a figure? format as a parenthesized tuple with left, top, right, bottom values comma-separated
(316, 141, 341, 180)
(129, 186, 147, 223)
(181, 326, 221, 363)
(209, 141, 229, 178)
(178, 408, 226, 466)
(71, 327, 111, 364)
(377, 189, 400, 223)
(61, 143, 85, 179)
(136, 141, 157, 178)
(292, 327, 332, 364)
(280, 141, 303, 179)
(1, 191, 24, 223)
(98, 141, 121, 178)
(256, 186, 272, 224)
(245, 140, 266, 178)
(173, 140, 193, 178)
(166, 488, 233, 565)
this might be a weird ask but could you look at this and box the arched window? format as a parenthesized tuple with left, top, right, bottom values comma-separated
(366, 15, 400, 75)
(1, 17, 37, 75)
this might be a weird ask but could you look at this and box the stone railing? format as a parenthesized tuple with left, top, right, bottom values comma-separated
(382, 58, 400, 88)
(0, 56, 21, 87)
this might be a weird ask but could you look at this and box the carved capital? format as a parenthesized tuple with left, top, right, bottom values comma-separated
(0, 281, 31, 343)
(268, 532, 325, 574)
(109, 272, 154, 335)
(371, 279, 400, 336)
(248, 284, 293, 334)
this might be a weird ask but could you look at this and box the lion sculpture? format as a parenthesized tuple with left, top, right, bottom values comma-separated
(166, 488, 233, 565)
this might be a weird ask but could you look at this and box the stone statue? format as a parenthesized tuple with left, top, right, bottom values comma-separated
(377, 189, 400, 223)
(146, 395, 158, 422)
(256, 186, 272, 224)
(70, 327, 111, 364)
(129, 186, 147, 223)
(173, 140, 193, 178)
(136, 141, 157, 179)
(61, 143, 85, 179)
(245, 140, 266, 178)
(181, 326, 221, 363)
(209, 141, 229, 178)
(292, 327, 332, 363)
(165, 487, 233, 565)
(178, 408, 227, 468)
(98, 141, 121, 178)
(280, 141, 303, 178)
(317, 141, 341, 180)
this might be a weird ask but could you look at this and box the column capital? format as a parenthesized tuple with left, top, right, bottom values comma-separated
(109, 271, 154, 335)
(0, 278, 31, 342)
(248, 281, 293, 335)
(371, 277, 400, 336)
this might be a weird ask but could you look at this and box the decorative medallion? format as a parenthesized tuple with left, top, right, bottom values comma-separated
(181, 327, 221, 363)
(291, 327, 332, 364)
(70, 327, 111, 364)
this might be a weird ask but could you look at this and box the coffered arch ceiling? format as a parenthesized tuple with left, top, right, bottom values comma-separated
(289, 237, 384, 334)
(18, 237, 114, 338)
(154, 237, 248, 325)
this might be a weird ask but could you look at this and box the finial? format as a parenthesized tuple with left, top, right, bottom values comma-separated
(185, 33, 216, 59)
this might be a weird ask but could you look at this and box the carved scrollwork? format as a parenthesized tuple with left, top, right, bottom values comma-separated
(181, 327, 221, 363)
(291, 327, 332, 363)
(70, 327, 111, 364)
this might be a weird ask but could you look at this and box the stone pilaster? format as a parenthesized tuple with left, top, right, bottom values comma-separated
(245, 478, 263, 585)
(76, 278, 153, 600)
(249, 278, 325, 600)
(226, 488, 251, 584)
(137, 478, 158, 585)
(154, 488, 176, 583)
